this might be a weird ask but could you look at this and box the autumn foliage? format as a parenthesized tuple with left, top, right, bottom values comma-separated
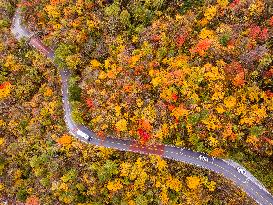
(55, 0, 273, 196)
(0, 82, 11, 99)
(56, 134, 72, 146)
(0, 0, 273, 204)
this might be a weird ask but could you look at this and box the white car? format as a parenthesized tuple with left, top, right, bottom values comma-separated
(237, 167, 247, 175)
(198, 155, 209, 162)
(76, 129, 90, 141)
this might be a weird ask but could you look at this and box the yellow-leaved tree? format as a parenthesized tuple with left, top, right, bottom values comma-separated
(186, 176, 201, 189)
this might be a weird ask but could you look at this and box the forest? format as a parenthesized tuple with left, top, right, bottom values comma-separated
(0, 0, 272, 204)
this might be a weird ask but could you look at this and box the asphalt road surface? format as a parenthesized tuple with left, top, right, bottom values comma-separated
(11, 8, 273, 205)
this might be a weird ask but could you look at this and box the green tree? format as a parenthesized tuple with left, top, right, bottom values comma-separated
(120, 9, 131, 27)
(97, 160, 118, 182)
(105, 1, 120, 17)
(69, 76, 82, 101)
(54, 43, 75, 69)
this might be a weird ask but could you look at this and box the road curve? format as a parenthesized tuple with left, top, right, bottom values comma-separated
(11, 8, 273, 205)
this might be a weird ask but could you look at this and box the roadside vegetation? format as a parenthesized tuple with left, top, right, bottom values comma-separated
(24, 0, 273, 193)
(0, 0, 272, 204)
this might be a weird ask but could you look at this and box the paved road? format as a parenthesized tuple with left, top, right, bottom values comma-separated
(11, 8, 273, 205)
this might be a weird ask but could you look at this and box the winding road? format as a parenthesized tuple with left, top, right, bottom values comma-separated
(11, 8, 273, 205)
